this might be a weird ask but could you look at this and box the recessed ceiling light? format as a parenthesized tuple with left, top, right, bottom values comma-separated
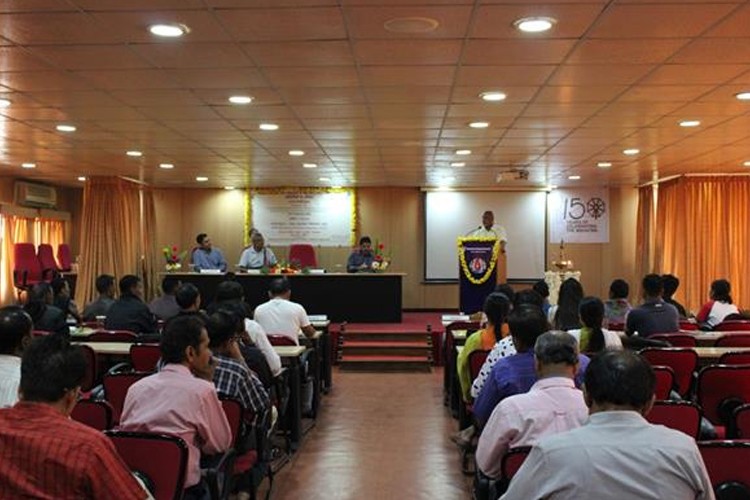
(480, 91, 507, 102)
(288, 150, 305, 156)
(597, 161, 612, 168)
(126, 150, 142, 157)
(735, 92, 750, 101)
(259, 123, 279, 131)
(469, 121, 490, 129)
(21, 163, 36, 169)
(319, 177, 331, 182)
(303, 163, 318, 169)
(455, 149, 472, 156)
(549, 185, 558, 190)
(568, 175, 581, 180)
(77, 176, 86, 182)
(331, 185, 343, 189)
(450, 162, 465, 168)
(0, 98, 10, 108)
(445, 176, 456, 182)
(56, 124, 76, 132)
(149, 24, 188, 38)
(623, 148, 640, 156)
(514, 16, 556, 33)
(196, 176, 208, 182)
(228, 95, 253, 105)
(744, 161, 750, 167)
(159, 163, 174, 169)
(224, 186, 236, 190)
(383, 17, 439, 34)
(679, 120, 701, 128)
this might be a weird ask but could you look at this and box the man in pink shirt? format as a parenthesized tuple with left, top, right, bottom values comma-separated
(475, 331, 588, 487)
(120, 315, 232, 499)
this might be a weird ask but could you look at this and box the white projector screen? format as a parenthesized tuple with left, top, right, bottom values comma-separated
(424, 190, 547, 281)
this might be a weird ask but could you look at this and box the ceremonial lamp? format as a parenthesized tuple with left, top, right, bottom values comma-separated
(551, 239, 574, 271)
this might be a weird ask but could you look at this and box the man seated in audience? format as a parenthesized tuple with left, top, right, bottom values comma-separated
(120, 316, 232, 499)
(501, 350, 713, 499)
(626, 274, 679, 338)
(82, 274, 116, 321)
(0, 335, 147, 499)
(51, 276, 81, 323)
(604, 278, 632, 325)
(662, 274, 688, 318)
(475, 332, 588, 481)
(0, 306, 33, 408)
(149, 276, 181, 321)
(105, 275, 158, 334)
(23, 282, 68, 336)
(532, 280, 551, 316)
(238, 231, 277, 270)
(192, 233, 228, 272)
(474, 306, 590, 425)
(175, 283, 210, 323)
(254, 277, 316, 345)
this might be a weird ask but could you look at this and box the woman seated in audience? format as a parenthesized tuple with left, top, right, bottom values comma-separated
(548, 278, 583, 331)
(568, 297, 623, 354)
(604, 278, 632, 326)
(696, 279, 740, 329)
(51, 276, 80, 323)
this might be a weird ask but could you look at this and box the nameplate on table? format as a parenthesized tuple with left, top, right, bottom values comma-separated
(199, 269, 223, 274)
(308, 314, 328, 322)
(442, 314, 470, 323)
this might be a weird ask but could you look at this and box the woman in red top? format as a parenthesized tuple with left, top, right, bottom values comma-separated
(696, 279, 740, 329)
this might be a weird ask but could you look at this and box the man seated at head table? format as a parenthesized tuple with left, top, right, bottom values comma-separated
(347, 235, 375, 273)
(105, 275, 158, 334)
(501, 350, 714, 500)
(0, 335, 148, 499)
(238, 231, 277, 270)
(82, 274, 116, 322)
(254, 277, 316, 345)
(191, 233, 228, 272)
(120, 315, 232, 499)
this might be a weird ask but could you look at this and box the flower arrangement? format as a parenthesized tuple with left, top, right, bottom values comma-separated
(163, 245, 187, 272)
(261, 260, 309, 275)
(371, 240, 391, 272)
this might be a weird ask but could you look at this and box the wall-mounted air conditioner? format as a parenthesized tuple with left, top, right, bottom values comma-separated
(15, 181, 58, 209)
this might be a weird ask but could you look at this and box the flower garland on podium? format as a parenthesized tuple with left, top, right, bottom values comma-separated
(457, 237, 500, 285)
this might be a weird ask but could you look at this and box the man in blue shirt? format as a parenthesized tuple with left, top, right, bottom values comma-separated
(473, 305, 590, 424)
(347, 236, 375, 273)
(192, 233, 228, 272)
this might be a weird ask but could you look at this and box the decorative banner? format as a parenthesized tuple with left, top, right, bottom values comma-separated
(458, 237, 500, 314)
(548, 188, 609, 244)
(249, 188, 356, 246)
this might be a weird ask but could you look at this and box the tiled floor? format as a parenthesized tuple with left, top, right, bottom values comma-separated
(261, 368, 472, 500)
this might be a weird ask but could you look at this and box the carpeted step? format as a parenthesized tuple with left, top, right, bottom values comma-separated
(341, 341, 432, 357)
(342, 331, 431, 342)
(339, 354, 432, 373)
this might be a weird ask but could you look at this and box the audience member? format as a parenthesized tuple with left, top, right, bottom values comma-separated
(697, 278, 740, 329)
(532, 279, 551, 316)
(105, 275, 158, 334)
(474, 306, 589, 424)
(149, 276, 181, 321)
(254, 277, 315, 344)
(120, 315, 232, 497)
(0, 306, 33, 408)
(51, 276, 80, 322)
(626, 274, 679, 337)
(23, 283, 68, 336)
(548, 278, 583, 331)
(192, 233, 228, 272)
(501, 350, 713, 500)
(0, 335, 147, 499)
(82, 274, 116, 321)
(174, 283, 209, 322)
(476, 332, 587, 480)
(662, 274, 688, 318)
(347, 236, 375, 273)
(494, 283, 516, 305)
(513, 289, 544, 310)
(568, 296, 623, 353)
(238, 232, 277, 270)
(604, 278, 632, 325)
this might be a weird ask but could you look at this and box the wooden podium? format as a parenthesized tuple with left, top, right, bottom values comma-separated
(457, 237, 505, 314)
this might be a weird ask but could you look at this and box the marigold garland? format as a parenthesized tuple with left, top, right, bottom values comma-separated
(457, 237, 500, 285)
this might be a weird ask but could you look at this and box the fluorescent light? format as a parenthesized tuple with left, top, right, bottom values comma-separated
(159, 163, 174, 169)
(126, 150, 142, 157)
(331, 185, 343, 189)
(568, 175, 581, 180)
(303, 163, 318, 168)
(469, 121, 490, 129)
(228, 95, 253, 105)
(21, 163, 36, 169)
(744, 161, 750, 167)
(597, 161, 612, 168)
(623, 148, 640, 156)
(679, 120, 701, 128)
(514, 17, 556, 33)
(259, 123, 279, 131)
(288, 150, 305, 156)
(735, 92, 750, 101)
(319, 177, 331, 182)
(149, 24, 188, 38)
(224, 186, 235, 190)
(455, 149, 472, 156)
(77, 176, 86, 182)
(548, 185, 558, 190)
(480, 91, 507, 102)
(196, 176, 208, 182)
(450, 162, 465, 168)
(56, 124, 76, 132)
(0, 99, 10, 108)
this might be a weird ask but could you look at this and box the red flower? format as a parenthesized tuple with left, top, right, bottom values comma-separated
(172, 254, 177, 260)
(172, 246, 178, 251)
(378, 243, 384, 250)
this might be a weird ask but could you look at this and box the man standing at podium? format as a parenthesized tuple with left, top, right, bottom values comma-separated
(470, 211, 507, 252)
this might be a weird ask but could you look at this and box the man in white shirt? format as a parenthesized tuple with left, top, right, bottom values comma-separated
(254, 277, 316, 345)
(0, 306, 34, 408)
(501, 350, 714, 500)
(238, 232, 277, 270)
(469, 210, 507, 252)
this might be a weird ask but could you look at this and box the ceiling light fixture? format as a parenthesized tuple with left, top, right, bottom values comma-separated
(149, 24, 188, 38)
(735, 92, 750, 101)
(623, 148, 640, 156)
(126, 150, 143, 157)
(288, 150, 305, 156)
(224, 186, 236, 190)
(228, 95, 253, 105)
(514, 17, 556, 33)
(303, 163, 317, 168)
(597, 161, 612, 168)
(159, 163, 174, 169)
(196, 176, 208, 182)
(479, 91, 507, 102)
(331, 185, 343, 189)
(549, 185, 558, 190)
(455, 149, 472, 155)
(259, 123, 279, 131)
(56, 124, 76, 132)
(679, 120, 701, 127)
(319, 177, 331, 182)
(744, 161, 750, 167)
(568, 175, 581, 180)
(0, 98, 10, 108)
(77, 176, 86, 182)
(450, 162, 465, 168)
(21, 163, 36, 169)
(383, 17, 439, 34)
(469, 121, 490, 129)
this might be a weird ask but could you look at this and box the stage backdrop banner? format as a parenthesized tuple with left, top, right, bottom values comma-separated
(251, 188, 355, 246)
(548, 188, 609, 244)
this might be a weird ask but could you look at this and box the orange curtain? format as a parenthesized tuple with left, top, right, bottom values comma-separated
(34, 218, 66, 251)
(140, 188, 159, 302)
(0, 215, 32, 304)
(653, 177, 750, 314)
(635, 185, 655, 289)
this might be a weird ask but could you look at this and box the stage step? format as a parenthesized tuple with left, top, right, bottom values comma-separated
(338, 355, 432, 373)
(340, 331, 430, 342)
(341, 341, 431, 357)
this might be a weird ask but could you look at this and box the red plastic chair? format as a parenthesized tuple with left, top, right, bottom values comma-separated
(650, 333, 697, 348)
(679, 320, 699, 331)
(715, 334, 750, 348)
(715, 321, 750, 332)
(607, 322, 625, 332)
(718, 351, 750, 365)
(732, 404, 750, 439)
(645, 400, 702, 439)
(267, 334, 297, 346)
(86, 330, 138, 342)
(71, 400, 113, 431)
(103, 371, 151, 424)
(652, 365, 676, 400)
(36, 244, 60, 275)
(106, 430, 188, 500)
(640, 348, 698, 398)
(13, 243, 45, 295)
(699, 441, 750, 498)
(32, 330, 51, 337)
(494, 446, 533, 496)
(288, 244, 317, 268)
(57, 243, 72, 272)
(129, 344, 161, 372)
(469, 350, 489, 383)
(697, 365, 750, 437)
(78, 344, 97, 393)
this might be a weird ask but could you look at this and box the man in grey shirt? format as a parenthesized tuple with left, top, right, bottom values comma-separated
(502, 350, 714, 500)
(82, 274, 116, 322)
(626, 273, 680, 337)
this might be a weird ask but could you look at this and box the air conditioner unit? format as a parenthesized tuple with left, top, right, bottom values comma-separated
(15, 182, 58, 208)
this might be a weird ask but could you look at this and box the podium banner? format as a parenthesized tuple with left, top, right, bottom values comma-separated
(458, 237, 500, 314)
